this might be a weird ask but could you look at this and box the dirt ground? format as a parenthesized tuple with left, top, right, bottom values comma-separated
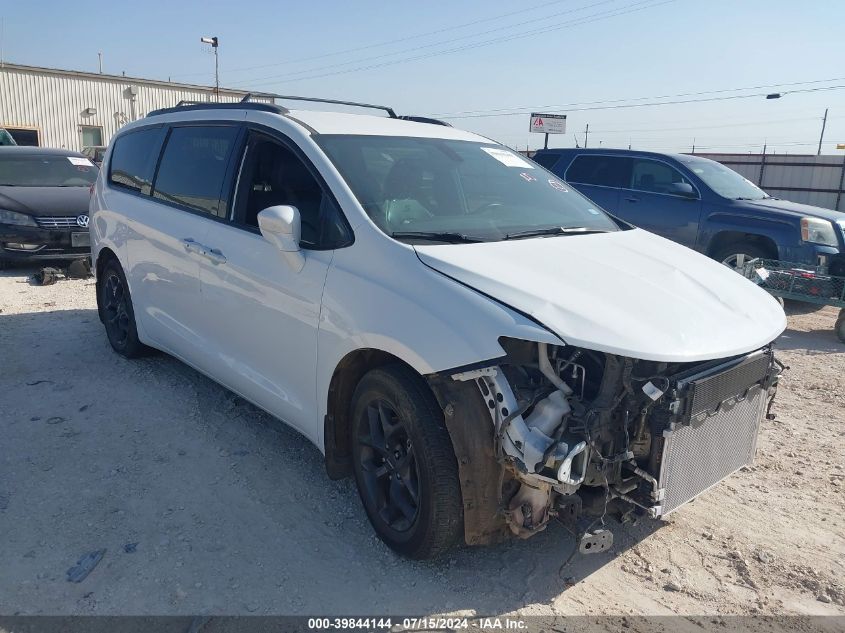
(1, 264, 843, 622)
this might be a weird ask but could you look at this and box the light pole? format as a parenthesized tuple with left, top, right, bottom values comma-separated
(766, 93, 828, 155)
(201, 36, 219, 102)
(818, 108, 828, 156)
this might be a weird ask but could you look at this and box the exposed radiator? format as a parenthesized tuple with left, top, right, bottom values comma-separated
(650, 348, 776, 516)
(655, 383, 766, 515)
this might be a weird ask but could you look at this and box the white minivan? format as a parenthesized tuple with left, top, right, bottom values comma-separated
(90, 98, 786, 559)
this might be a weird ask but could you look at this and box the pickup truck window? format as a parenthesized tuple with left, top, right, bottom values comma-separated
(566, 155, 631, 188)
(683, 157, 769, 200)
(630, 158, 693, 195)
(531, 153, 561, 170)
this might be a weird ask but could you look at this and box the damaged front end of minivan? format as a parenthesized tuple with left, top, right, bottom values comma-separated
(429, 338, 783, 550)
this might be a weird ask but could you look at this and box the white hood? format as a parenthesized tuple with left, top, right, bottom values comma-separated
(415, 229, 786, 363)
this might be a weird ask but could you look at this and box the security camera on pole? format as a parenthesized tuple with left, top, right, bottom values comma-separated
(529, 113, 567, 150)
(201, 36, 219, 102)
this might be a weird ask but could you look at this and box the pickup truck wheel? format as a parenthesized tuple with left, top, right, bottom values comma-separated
(98, 259, 147, 358)
(713, 244, 770, 273)
(351, 365, 463, 559)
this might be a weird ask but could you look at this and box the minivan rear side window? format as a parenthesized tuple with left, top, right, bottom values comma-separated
(565, 155, 631, 188)
(109, 127, 166, 194)
(152, 126, 239, 218)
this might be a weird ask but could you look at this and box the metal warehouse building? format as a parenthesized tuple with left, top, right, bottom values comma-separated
(0, 63, 272, 150)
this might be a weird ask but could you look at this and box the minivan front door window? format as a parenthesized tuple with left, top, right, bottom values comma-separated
(317, 136, 620, 243)
(233, 134, 349, 248)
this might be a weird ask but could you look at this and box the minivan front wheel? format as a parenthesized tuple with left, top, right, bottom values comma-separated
(350, 365, 463, 559)
(98, 259, 146, 358)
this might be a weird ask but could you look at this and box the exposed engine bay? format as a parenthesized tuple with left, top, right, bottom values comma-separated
(449, 338, 784, 550)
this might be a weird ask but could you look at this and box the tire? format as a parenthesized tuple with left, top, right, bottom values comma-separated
(97, 258, 147, 358)
(836, 313, 845, 344)
(712, 243, 771, 273)
(350, 364, 463, 559)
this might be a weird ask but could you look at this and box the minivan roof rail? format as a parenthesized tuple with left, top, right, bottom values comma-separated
(249, 93, 398, 118)
(149, 94, 406, 121)
(147, 101, 288, 117)
(396, 115, 452, 127)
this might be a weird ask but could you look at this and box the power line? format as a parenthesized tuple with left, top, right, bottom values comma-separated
(431, 76, 845, 118)
(234, 0, 676, 88)
(229, 0, 620, 85)
(440, 84, 845, 118)
(589, 115, 827, 135)
(171, 0, 576, 79)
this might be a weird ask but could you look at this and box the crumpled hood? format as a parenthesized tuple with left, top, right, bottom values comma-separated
(415, 229, 786, 363)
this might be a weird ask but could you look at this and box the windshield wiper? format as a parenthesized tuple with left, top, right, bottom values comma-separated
(391, 231, 483, 243)
(503, 226, 608, 240)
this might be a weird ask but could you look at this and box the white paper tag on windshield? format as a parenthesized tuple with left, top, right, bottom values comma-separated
(67, 156, 94, 166)
(642, 381, 664, 401)
(481, 147, 533, 169)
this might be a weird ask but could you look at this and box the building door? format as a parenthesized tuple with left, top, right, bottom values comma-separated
(80, 125, 103, 148)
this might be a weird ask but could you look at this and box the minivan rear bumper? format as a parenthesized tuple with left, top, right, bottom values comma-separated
(0, 224, 90, 262)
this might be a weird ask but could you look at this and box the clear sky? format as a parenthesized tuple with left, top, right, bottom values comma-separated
(2, 0, 843, 154)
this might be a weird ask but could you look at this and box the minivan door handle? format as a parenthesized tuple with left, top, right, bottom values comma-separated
(182, 239, 227, 265)
(204, 248, 227, 266)
(182, 238, 204, 254)
(624, 196, 640, 203)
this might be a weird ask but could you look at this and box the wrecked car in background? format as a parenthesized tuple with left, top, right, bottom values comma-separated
(89, 97, 786, 559)
(0, 147, 96, 267)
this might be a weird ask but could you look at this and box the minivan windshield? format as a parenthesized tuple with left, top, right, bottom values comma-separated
(682, 157, 769, 201)
(0, 154, 98, 187)
(316, 135, 620, 242)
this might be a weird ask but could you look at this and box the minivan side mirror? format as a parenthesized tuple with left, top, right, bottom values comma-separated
(668, 182, 697, 199)
(257, 205, 305, 272)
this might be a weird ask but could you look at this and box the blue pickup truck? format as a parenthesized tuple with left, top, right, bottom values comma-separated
(533, 148, 845, 276)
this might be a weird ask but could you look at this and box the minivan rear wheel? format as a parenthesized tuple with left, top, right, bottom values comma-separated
(98, 259, 147, 358)
(350, 364, 463, 559)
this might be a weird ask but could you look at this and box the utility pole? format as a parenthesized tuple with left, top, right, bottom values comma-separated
(201, 36, 220, 101)
(691, 138, 696, 153)
(818, 108, 828, 155)
(584, 123, 589, 149)
(543, 132, 549, 150)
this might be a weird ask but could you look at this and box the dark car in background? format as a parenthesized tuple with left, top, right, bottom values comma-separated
(0, 128, 17, 146)
(533, 148, 845, 276)
(0, 147, 98, 266)
(81, 145, 107, 166)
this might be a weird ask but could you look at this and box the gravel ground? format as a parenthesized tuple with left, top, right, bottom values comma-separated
(0, 264, 843, 620)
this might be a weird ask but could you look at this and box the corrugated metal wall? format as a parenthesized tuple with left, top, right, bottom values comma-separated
(694, 152, 845, 212)
(0, 65, 270, 151)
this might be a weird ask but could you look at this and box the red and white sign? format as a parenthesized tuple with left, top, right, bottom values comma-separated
(529, 113, 567, 134)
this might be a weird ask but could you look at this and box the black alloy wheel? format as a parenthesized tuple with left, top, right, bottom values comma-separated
(98, 259, 146, 358)
(350, 365, 463, 559)
(357, 399, 421, 532)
